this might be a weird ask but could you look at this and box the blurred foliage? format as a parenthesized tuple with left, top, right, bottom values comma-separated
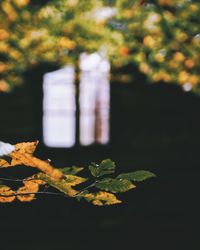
(0, 0, 200, 92)
(109, 0, 200, 92)
(0, 141, 155, 205)
(0, 0, 118, 91)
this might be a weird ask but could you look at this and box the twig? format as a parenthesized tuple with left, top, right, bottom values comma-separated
(0, 176, 48, 183)
(0, 191, 66, 197)
(0, 177, 23, 182)
(75, 180, 99, 197)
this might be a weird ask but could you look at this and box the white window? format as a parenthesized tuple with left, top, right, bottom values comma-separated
(42, 53, 110, 148)
(79, 52, 110, 145)
(43, 66, 76, 148)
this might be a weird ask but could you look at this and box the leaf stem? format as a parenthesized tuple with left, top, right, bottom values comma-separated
(0, 177, 23, 182)
(75, 180, 99, 197)
(0, 191, 66, 197)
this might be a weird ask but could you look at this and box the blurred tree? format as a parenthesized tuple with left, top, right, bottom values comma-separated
(0, 0, 118, 91)
(0, 0, 200, 93)
(106, 0, 200, 92)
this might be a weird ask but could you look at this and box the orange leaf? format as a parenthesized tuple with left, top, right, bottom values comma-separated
(0, 159, 10, 168)
(10, 151, 63, 179)
(14, 141, 39, 155)
(17, 179, 39, 202)
(0, 186, 15, 203)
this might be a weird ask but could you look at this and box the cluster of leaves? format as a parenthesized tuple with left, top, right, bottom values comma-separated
(0, 141, 155, 206)
(109, 0, 200, 91)
(0, 0, 118, 91)
(1, 0, 200, 93)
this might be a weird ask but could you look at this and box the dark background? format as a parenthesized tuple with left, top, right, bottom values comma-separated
(0, 64, 199, 250)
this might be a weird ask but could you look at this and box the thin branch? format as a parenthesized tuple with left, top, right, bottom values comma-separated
(0, 191, 66, 197)
(75, 180, 99, 197)
(0, 176, 47, 183)
(0, 177, 23, 182)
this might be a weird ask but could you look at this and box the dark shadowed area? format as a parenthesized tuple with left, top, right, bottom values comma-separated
(0, 64, 199, 250)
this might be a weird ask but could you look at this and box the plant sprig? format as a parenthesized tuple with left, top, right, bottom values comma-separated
(0, 141, 155, 206)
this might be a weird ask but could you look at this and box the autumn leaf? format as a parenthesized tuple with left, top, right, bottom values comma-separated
(82, 191, 122, 206)
(0, 141, 64, 181)
(0, 141, 155, 205)
(14, 141, 39, 155)
(24, 174, 46, 186)
(0, 186, 15, 203)
(0, 141, 63, 180)
(37, 173, 85, 197)
(17, 180, 39, 202)
(16, 175, 47, 202)
(0, 158, 10, 168)
(64, 175, 87, 186)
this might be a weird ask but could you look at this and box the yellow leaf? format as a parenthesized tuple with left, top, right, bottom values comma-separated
(64, 175, 86, 186)
(82, 191, 122, 206)
(25, 174, 46, 186)
(17, 187, 37, 202)
(0, 159, 10, 168)
(37, 173, 78, 197)
(10, 151, 63, 180)
(17, 179, 39, 202)
(14, 141, 39, 155)
(0, 186, 15, 203)
(0, 141, 63, 179)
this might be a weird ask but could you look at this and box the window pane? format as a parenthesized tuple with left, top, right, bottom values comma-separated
(43, 66, 76, 148)
(43, 113, 75, 148)
(79, 52, 110, 145)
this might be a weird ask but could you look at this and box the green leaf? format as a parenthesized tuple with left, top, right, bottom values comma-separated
(88, 162, 100, 177)
(60, 166, 84, 175)
(95, 178, 135, 193)
(99, 159, 115, 171)
(88, 159, 116, 177)
(117, 170, 156, 182)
